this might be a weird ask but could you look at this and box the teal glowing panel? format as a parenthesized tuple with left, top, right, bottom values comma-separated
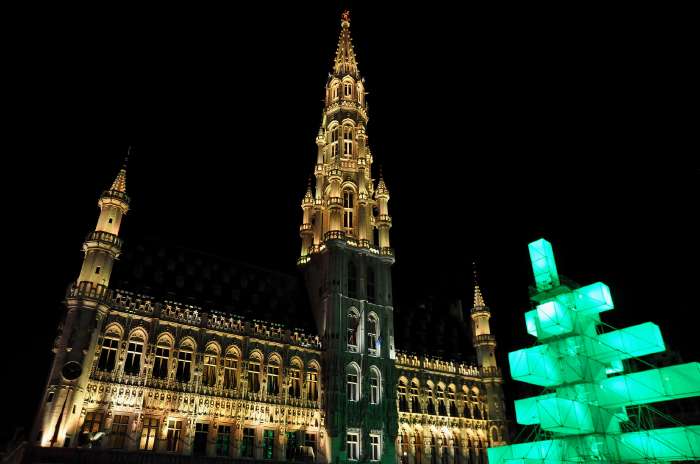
(537, 397, 594, 434)
(509, 345, 561, 386)
(599, 363, 700, 408)
(572, 282, 613, 314)
(590, 322, 665, 362)
(514, 394, 555, 425)
(610, 425, 700, 461)
(528, 239, 560, 291)
(487, 439, 564, 464)
(536, 300, 574, 337)
(525, 310, 539, 337)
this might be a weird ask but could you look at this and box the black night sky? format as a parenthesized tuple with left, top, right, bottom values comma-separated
(4, 2, 698, 443)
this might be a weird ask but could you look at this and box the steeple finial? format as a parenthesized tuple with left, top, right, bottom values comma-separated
(333, 9, 360, 78)
(109, 148, 129, 193)
(473, 262, 487, 309)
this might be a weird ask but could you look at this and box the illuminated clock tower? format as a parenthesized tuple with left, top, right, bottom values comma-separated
(299, 11, 398, 464)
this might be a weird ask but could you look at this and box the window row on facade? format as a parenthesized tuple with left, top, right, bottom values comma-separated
(95, 324, 320, 400)
(79, 410, 319, 460)
(327, 77, 364, 105)
(397, 379, 487, 419)
(346, 306, 380, 354)
(396, 428, 494, 464)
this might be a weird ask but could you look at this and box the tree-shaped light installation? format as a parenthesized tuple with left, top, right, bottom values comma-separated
(488, 238, 700, 462)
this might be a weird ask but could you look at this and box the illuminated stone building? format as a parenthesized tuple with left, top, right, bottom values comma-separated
(29, 11, 507, 464)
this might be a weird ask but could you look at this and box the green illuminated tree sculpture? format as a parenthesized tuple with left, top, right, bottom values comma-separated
(488, 238, 700, 462)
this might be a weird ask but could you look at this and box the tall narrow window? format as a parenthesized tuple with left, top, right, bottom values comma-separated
(367, 267, 375, 302)
(330, 126, 339, 158)
(202, 349, 218, 387)
(153, 344, 170, 379)
(347, 432, 359, 461)
(241, 428, 255, 458)
(109, 415, 129, 448)
(97, 337, 119, 372)
(140, 417, 159, 451)
(367, 313, 379, 355)
(248, 356, 261, 393)
(223, 351, 238, 390)
(307, 367, 319, 401)
(332, 83, 339, 101)
(437, 386, 447, 416)
(166, 420, 182, 452)
(398, 380, 409, 412)
(344, 82, 353, 97)
(348, 262, 357, 299)
(448, 386, 458, 416)
(343, 190, 354, 234)
(263, 430, 275, 459)
(123, 338, 143, 376)
(370, 434, 381, 461)
(193, 423, 209, 456)
(267, 360, 280, 395)
(427, 386, 436, 415)
(411, 380, 421, 412)
(347, 310, 359, 351)
(216, 425, 231, 456)
(175, 349, 192, 383)
(288, 363, 301, 398)
(305, 433, 317, 458)
(347, 365, 359, 402)
(370, 369, 380, 405)
(343, 126, 353, 156)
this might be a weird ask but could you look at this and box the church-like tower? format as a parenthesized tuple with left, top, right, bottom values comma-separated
(32, 160, 129, 447)
(299, 11, 398, 464)
(471, 266, 507, 427)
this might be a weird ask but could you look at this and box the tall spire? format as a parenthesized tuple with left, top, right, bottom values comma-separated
(109, 148, 129, 193)
(333, 10, 360, 78)
(473, 262, 487, 309)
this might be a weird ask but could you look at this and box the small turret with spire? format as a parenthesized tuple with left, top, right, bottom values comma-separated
(76, 151, 130, 287)
(471, 263, 497, 369)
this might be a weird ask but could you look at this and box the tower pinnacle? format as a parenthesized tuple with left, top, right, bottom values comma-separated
(473, 262, 487, 309)
(333, 10, 360, 78)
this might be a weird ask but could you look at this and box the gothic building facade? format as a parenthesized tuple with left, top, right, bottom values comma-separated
(29, 12, 507, 464)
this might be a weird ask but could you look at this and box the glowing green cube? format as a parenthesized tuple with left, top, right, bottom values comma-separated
(525, 309, 539, 337)
(572, 282, 613, 314)
(515, 394, 555, 425)
(611, 426, 700, 461)
(536, 300, 574, 337)
(528, 239, 560, 291)
(590, 322, 665, 362)
(509, 345, 561, 387)
(537, 397, 595, 434)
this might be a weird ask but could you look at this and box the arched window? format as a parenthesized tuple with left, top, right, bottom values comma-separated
(343, 126, 353, 156)
(331, 82, 340, 101)
(347, 308, 360, 352)
(329, 125, 339, 158)
(357, 83, 363, 105)
(123, 332, 145, 376)
(347, 363, 360, 402)
(307, 364, 319, 401)
(367, 313, 379, 355)
(410, 379, 421, 412)
(175, 340, 194, 383)
(448, 385, 458, 417)
(344, 81, 353, 97)
(348, 262, 357, 299)
(343, 190, 354, 234)
(426, 383, 436, 415)
(288, 359, 302, 399)
(202, 345, 218, 387)
(369, 367, 381, 405)
(398, 379, 409, 412)
(367, 267, 375, 303)
(153, 336, 172, 379)
(267, 357, 280, 395)
(437, 385, 447, 416)
(248, 353, 262, 393)
(97, 334, 120, 372)
(223, 348, 239, 390)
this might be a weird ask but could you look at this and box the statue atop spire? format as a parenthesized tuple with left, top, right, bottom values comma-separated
(333, 9, 360, 78)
